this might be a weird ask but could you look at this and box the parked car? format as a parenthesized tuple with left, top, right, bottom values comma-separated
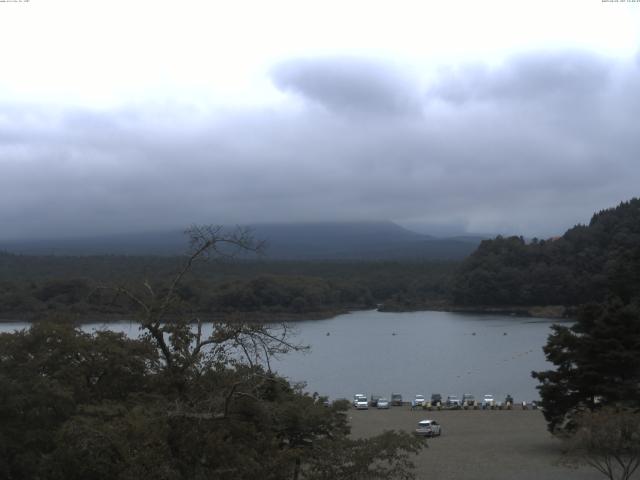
(446, 394, 461, 408)
(353, 394, 369, 409)
(377, 397, 390, 409)
(370, 395, 381, 407)
(430, 393, 442, 406)
(391, 393, 403, 406)
(481, 394, 495, 409)
(412, 394, 426, 408)
(414, 419, 442, 437)
(461, 393, 476, 408)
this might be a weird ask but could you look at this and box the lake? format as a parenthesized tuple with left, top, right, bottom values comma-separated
(0, 309, 561, 403)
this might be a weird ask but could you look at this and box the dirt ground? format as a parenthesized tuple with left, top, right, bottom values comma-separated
(348, 406, 609, 480)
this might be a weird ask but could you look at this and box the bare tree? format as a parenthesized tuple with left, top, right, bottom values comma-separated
(564, 408, 640, 480)
(110, 225, 305, 387)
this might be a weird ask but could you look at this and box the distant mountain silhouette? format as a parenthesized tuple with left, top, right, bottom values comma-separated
(0, 221, 484, 260)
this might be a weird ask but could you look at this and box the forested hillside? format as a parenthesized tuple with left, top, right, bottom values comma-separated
(0, 254, 455, 320)
(452, 198, 640, 307)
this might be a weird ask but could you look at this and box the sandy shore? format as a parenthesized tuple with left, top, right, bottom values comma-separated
(349, 406, 607, 480)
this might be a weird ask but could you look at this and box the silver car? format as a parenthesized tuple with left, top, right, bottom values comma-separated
(414, 419, 442, 437)
(377, 397, 390, 409)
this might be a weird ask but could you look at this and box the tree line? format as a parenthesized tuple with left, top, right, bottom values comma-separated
(452, 198, 640, 307)
(0, 254, 455, 320)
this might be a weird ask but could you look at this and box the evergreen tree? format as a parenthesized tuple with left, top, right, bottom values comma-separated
(532, 298, 640, 433)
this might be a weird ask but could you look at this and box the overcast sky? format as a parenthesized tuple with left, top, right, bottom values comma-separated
(1, 0, 639, 240)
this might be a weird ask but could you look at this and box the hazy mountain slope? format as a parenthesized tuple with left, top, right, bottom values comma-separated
(0, 221, 482, 260)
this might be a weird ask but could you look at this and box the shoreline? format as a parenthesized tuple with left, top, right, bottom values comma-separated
(378, 303, 573, 319)
(0, 303, 573, 324)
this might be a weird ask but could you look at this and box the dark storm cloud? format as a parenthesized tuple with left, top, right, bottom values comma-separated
(1, 50, 639, 240)
(271, 57, 421, 116)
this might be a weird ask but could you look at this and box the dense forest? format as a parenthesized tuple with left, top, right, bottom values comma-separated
(0, 254, 455, 320)
(452, 198, 640, 308)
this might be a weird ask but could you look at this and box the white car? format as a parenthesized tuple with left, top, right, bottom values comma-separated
(377, 397, 390, 409)
(414, 419, 442, 437)
(412, 394, 426, 408)
(482, 394, 495, 409)
(353, 394, 369, 409)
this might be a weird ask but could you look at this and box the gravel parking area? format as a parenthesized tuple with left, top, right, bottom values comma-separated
(349, 407, 607, 480)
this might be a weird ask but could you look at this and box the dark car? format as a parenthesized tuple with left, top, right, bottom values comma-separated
(430, 393, 442, 406)
(504, 394, 514, 408)
(370, 395, 381, 407)
(391, 393, 403, 406)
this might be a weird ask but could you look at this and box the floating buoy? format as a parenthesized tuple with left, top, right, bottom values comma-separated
(326, 332, 330, 336)
(472, 332, 476, 336)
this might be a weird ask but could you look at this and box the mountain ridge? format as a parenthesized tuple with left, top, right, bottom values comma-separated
(0, 221, 484, 260)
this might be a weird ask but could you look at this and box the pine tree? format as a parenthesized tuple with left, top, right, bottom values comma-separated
(532, 298, 640, 433)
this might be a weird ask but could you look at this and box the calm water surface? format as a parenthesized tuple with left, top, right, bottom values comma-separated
(1, 310, 561, 402)
(268, 310, 559, 403)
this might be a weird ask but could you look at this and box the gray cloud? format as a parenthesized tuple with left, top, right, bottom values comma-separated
(271, 57, 421, 116)
(429, 50, 611, 104)
(1, 50, 639, 240)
